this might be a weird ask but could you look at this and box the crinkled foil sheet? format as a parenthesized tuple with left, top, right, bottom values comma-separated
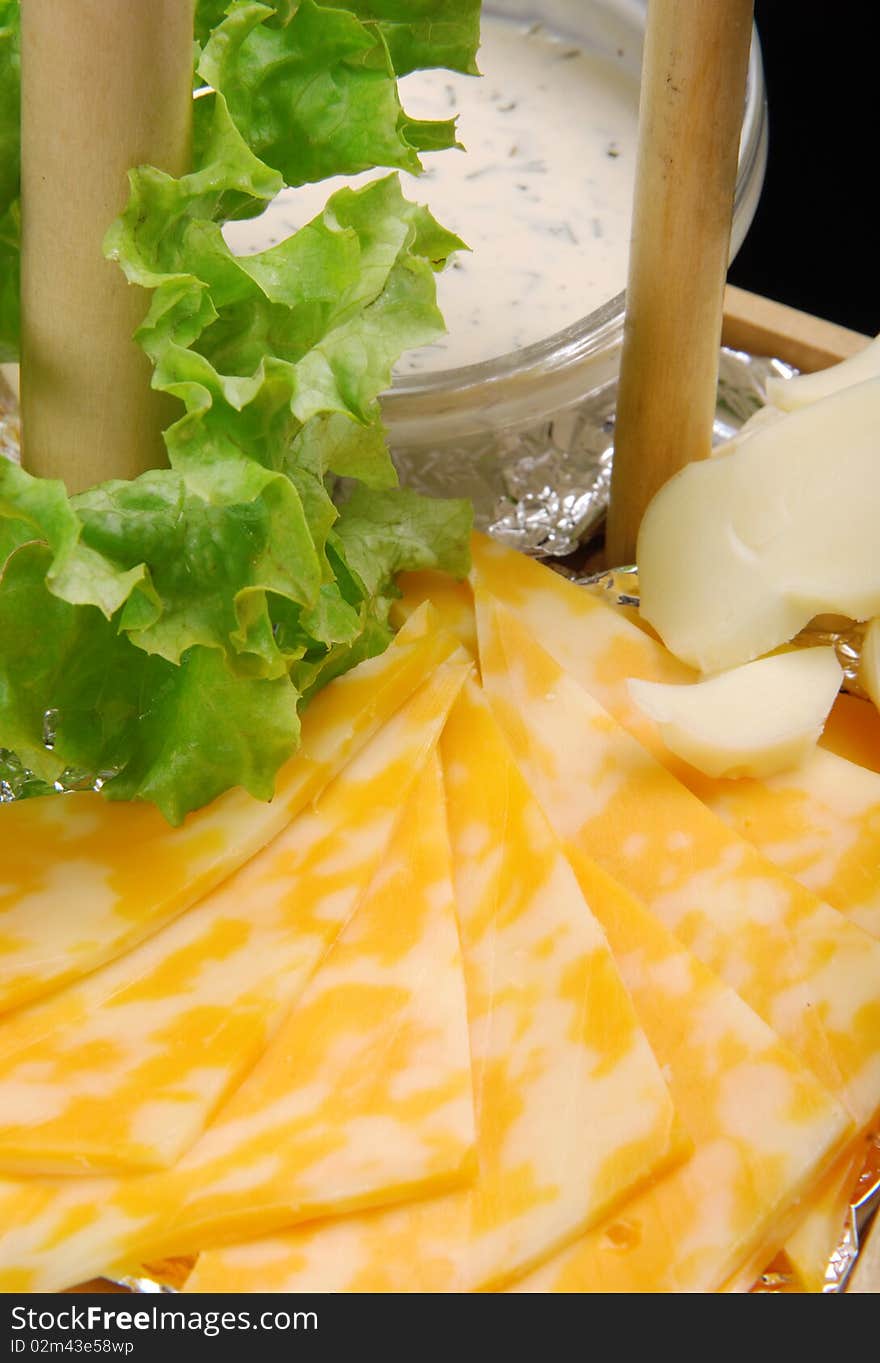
(3, 356, 879, 1293)
(391, 347, 797, 558)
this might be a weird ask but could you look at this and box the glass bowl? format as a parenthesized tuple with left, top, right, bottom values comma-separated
(382, 0, 768, 461)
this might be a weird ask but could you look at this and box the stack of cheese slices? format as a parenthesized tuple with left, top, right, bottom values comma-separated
(1, 347, 879, 1294)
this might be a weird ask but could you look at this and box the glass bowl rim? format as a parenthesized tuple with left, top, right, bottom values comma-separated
(383, 9, 768, 411)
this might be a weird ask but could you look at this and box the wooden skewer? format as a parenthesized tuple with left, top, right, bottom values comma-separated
(605, 0, 755, 567)
(20, 0, 195, 493)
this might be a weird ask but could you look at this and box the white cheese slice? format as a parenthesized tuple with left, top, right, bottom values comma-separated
(627, 648, 843, 780)
(766, 334, 880, 411)
(636, 380, 880, 673)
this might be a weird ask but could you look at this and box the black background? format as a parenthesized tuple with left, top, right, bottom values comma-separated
(727, 1, 878, 336)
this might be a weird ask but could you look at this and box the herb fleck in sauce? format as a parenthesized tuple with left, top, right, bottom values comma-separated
(223, 15, 638, 374)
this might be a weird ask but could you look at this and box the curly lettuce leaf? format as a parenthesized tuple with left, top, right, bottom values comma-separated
(0, 0, 18, 221)
(0, 200, 19, 362)
(0, 0, 479, 820)
(195, 0, 234, 51)
(0, 478, 471, 821)
(263, 1, 481, 77)
(333, 485, 472, 598)
(331, 2, 482, 77)
(2, 0, 477, 362)
(0, 542, 300, 823)
(73, 463, 323, 674)
(107, 142, 462, 485)
(288, 487, 472, 703)
(101, 647, 301, 821)
(199, 0, 449, 187)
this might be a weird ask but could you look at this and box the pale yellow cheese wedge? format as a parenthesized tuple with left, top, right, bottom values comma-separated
(765, 333, 880, 411)
(0, 756, 476, 1292)
(0, 605, 455, 1015)
(628, 648, 843, 780)
(511, 857, 849, 1292)
(475, 595, 880, 1128)
(636, 380, 880, 674)
(0, 658, 470, 1174)
(712, 403, 788, 456)
(186, 681, 682, 1293)
(470, 536, 880, 939)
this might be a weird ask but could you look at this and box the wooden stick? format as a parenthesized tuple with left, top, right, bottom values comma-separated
(605, 0, 754, 566)
(20, 0, 195, 493)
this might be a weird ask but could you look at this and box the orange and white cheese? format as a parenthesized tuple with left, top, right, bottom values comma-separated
(512, 859, 848, 1292)
(470, 536, 880, 940)
(185, 681, 681, 1293)
(0, 605, 454, 1014)
(474, 594, 880, 1129)
(0, 657, 469, 1174)
(0, 755, 476, 1292)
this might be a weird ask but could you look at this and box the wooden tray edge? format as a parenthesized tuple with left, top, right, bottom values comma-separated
(722, 285, 872, 373)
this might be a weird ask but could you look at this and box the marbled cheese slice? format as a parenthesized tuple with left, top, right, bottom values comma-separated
(511, 857, 849, 1292)
(0, 658, 469, 1174)
(0, 755, 476, 1293)
(475, 596, 880, 1129)
(782, 1140, 871, 1293)
(0, 605, 454, 1015)
(687, 752, 880, 940)
(392, 570, 477, 657)
(185, 681, 682, 1293)
(470, 538, 880, 1278)
(470, 536, 880, 939)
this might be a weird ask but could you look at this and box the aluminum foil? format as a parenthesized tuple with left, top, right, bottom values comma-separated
(0, 346, 798, 563)
(391, 347, 797, 557)
(824, 1133, 880, 1292)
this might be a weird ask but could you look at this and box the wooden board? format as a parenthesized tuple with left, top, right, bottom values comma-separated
(722, 285, 871, 371)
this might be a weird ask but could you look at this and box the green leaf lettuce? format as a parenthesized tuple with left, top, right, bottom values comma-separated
(0, 0, 478, 821)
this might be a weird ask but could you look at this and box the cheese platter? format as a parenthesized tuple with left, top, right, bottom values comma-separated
(1, 0, 878, 1297)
